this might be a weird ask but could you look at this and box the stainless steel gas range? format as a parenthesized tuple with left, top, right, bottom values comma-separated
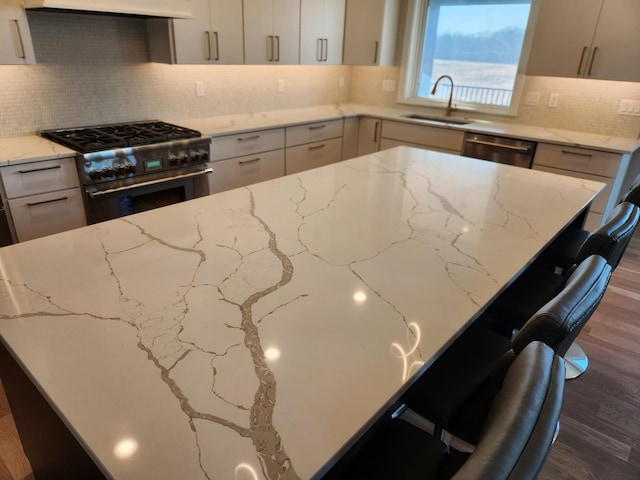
(41, 121, 212, 224)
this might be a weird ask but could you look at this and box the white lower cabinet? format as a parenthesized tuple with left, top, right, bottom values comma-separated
(532, 143, 625, 229)
(380, 120, 464, 154)
(209, 149, 285, 193)
(285, 137, 343, 175)
(8, 187, 86, 242)
(285, 119, 344, 175)
(0, 156, 86, 242)
(208, 128, 285, 193)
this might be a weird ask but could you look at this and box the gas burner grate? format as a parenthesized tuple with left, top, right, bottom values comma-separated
(41, 121, 202, 153)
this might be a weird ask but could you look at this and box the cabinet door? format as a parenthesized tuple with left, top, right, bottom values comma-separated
(209, 0, 244, 64)
(343, 0, 399, 66)
(356, 117, 381, 156)
(587, 0, 640, 81)
(244, 0, 300, 64)
(0, 1, 35, 65)
(300, 0, 345, 65)
(526, 0, 602, 77)
(171, 0, 212, 64)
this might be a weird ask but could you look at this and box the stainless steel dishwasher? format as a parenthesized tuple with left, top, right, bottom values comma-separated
(462, 133, 536, 168)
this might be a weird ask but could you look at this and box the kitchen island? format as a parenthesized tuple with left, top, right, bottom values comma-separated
(0, 147, 603, 479)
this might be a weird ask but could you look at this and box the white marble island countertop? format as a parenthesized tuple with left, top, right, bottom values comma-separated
(0, 147, 603, 479)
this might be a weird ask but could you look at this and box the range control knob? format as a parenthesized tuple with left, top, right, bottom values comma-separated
(180, 153, 189, 165)
(88, 169, 101, 180)
(101, 166, 114, 178)
(124, 162, 136, 174)
(168, 155, 179, 167)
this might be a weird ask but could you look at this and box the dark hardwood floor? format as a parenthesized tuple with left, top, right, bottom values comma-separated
(2, 235, 640, 479)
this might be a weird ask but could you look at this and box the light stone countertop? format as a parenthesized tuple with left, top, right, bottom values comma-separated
(0, 104, 638, 168)
(0, 147, 603, 479)
(178, 103, 640, 155)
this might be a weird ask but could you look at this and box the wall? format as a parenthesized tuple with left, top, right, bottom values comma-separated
(0, 12, 351, 138)
(2, 10, 640, 140)
(349, 67, 640, 139)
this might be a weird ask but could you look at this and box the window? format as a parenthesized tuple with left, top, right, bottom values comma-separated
(399, 0, 536, 115)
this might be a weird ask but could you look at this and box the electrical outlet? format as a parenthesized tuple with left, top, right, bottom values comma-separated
(382, 80, 396, 92)
(548, 93, 559, 108)
(525, 91, 540, 106)
(619, 99, 640, 116)
(195, 81, 205, 97)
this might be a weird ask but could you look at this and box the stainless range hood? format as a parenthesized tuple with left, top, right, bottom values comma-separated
(23, 0, 192, 18)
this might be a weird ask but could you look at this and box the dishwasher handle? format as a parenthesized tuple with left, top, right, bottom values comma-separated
(465, 137, 532, 154)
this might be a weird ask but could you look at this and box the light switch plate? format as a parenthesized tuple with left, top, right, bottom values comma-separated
(548, 93, 559, 108)
(619, 99, 640, 116)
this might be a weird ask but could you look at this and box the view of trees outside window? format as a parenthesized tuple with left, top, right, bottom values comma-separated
(418, 1, 532, 107)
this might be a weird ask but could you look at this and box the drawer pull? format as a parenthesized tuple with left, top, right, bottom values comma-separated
(27, 196, 68, 207)
(577, 46, 588, 76)
(18, 165, 62, 174)
(13, 20, 26, 59)
(561, 150, 593, 159)
(238, 135, 260, 142)
(238, 157, 261, 165)
(309, 124, 326, 130)
(309, 144, 326, 151)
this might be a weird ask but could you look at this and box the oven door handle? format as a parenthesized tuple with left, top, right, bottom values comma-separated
(87, 168, 213, 198)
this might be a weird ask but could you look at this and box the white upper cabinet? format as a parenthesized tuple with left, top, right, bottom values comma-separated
(24, 0, 192, 17)
(243, 0, 300, 65)
(527, 0, 640, 81)
(342, 0, 400, 66)
(147, 0, 244, 64)
(300, 0, 345, 64)
(0, 1, 36, 65)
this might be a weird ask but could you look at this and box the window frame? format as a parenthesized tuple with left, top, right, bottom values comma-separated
(397, 0, 540, 117)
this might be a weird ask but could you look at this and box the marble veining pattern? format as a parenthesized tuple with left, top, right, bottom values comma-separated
(0, 147, 603, 479)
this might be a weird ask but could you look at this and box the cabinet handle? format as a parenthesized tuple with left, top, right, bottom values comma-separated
(587, 46, 598, 77)
(274, 35, 280, 62)
(316, 38, 323, 62)
(205, 31, 212, 60)
(212, 31, 219, 61)
(267, 35, 274, 61)
(309, 124, 326, 130)
(577, 46, 588, 76)
(561, 150, 592, 158)
(373, 41, 379, 64)
(27, 196, 68, 207)
(18, 165, 62, 174)
(373, 121, 381, 143)
(309, 144, 326, 150)
(13, 20, 26, 59)
(238, 157, 261, 165)
(237, 135, 260, 142)
(322, 38, 328, 62)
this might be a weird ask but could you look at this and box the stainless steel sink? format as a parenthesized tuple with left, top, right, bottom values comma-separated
(402, 113, 471, 125)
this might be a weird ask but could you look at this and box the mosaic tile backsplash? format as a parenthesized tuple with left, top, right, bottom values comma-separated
(1, 11, 640, 139)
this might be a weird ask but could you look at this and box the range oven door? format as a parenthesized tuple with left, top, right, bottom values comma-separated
(84, 168, 211, 224)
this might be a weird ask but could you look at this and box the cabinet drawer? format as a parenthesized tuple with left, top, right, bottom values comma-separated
(210, 128, 285, 161)
(1, 157, 80, 198)
(9, 187, 86, 242)
(381, 121, 464, 153)
(534, 143, 621, 178)
(209, 150, 285, 194)
(532, 165, 611, 214)
(286, 119, 344, 147)
(380, 138, 460, 155)
(286, 137, 343, 175)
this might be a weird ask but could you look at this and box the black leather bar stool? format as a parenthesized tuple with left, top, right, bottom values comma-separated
(335, 342, 565, 480)
(400, 255, 611, 444)
(486, 201, 638, 377)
